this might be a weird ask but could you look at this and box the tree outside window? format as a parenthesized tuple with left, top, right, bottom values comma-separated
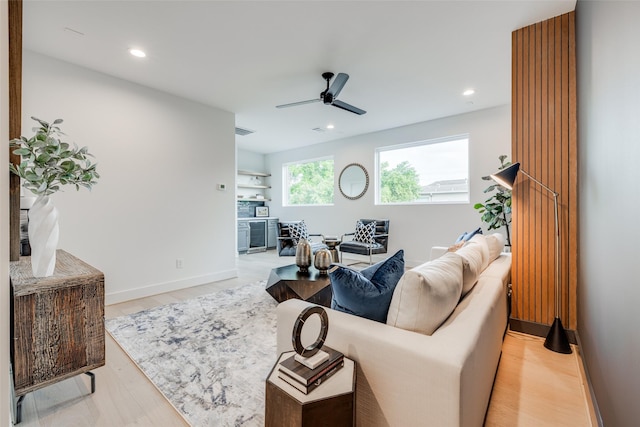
(377, 136, 469, 204)
(284, 157, 334, 205)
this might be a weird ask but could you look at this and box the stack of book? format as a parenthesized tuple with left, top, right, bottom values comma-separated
(278, 347, 344, 394)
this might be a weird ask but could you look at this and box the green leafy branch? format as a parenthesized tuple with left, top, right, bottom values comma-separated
(9, 117, 100, 196)
(473, 155, 512, 246)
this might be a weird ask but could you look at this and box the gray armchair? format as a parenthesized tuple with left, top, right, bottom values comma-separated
(276, 220, 328, 257)
(339, 219, 390, 264)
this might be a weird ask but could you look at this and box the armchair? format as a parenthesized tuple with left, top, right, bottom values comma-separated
(339, 219, 390, 264)
(276, 220, 328, 257)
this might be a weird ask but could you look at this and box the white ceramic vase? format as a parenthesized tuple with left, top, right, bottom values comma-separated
(28, 195, 59, 277)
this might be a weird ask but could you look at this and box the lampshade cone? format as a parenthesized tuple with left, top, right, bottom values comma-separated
(490, 162, 520, 190)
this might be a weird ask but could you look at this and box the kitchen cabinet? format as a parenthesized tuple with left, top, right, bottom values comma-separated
(267, 219, 278, 249)
(238, 221, 250, 252)
(238, 217, 278, 253)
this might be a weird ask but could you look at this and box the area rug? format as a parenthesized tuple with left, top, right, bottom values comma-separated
(105, 281, 278, 427)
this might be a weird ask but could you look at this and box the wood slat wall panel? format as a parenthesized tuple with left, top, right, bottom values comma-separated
(9, 0, 23, 261)
(511, 11, 577, 330)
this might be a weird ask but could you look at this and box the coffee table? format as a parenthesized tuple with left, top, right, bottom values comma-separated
(266, 264, 332, 307)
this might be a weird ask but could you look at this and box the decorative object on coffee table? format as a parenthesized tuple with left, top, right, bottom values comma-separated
(9, 117, 100, 277)
(266, 264, 332, 307)
(295, 237, 312, 272)
(313, 248, 332, 275)
(490, 161, 571, 354)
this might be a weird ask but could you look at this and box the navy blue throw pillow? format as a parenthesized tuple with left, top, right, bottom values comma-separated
(329, 250, 405, 323)
(455, 227, 483, 243)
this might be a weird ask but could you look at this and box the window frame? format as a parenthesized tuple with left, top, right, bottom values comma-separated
(282, 155, 335, 207)
(375, 134, 470, 206)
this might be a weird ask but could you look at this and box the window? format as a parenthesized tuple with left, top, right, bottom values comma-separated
(376, 135, 469, 204)
(283, 157, 334, 206)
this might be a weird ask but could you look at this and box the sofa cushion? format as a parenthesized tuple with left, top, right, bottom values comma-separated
(330, 249, 405, 323)
(467, 234, 491, 271)
(386, 252, 463, 335)
(485, 233, 506, 262)
(453, 240, 485, 296)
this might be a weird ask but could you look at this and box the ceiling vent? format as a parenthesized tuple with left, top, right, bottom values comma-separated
(311, 127, 326, 133)
(235, 127, 255, 136)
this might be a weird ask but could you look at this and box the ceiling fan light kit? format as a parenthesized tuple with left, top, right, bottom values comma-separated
(276, 72, 366, 115)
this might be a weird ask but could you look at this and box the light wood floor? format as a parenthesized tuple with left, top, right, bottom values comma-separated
(17, 250, 593, 426)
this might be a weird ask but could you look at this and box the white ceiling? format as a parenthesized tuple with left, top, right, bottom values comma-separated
(23, 0, 576, 154)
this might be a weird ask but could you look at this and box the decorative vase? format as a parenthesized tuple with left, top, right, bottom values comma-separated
(314, 248, 332, 275)
(295, 238, 312, 273)
(28, 195, 59, 277)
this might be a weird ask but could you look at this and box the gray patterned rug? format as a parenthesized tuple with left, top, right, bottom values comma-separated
(105, 281, 278, 427)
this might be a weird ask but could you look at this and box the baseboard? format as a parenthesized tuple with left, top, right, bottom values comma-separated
(105, 269, 238, 305)
(575, 331, 604, 427)
(508, 318, 578, 345)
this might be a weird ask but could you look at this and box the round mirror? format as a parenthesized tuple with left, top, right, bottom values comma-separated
(339, 163, 369, 200)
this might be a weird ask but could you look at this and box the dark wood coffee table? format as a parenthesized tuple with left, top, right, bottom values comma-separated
(266, 264, 332, 307)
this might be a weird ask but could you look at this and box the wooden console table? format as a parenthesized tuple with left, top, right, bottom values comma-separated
(9, 250, 105, 423)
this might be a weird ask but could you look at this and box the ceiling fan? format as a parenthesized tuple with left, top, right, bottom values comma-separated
(276, 72, 367, 115)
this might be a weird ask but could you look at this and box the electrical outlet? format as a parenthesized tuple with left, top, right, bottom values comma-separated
(217, 183, 226, 191)
(176, 259, 184, 269)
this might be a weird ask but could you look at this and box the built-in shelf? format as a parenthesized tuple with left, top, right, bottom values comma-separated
(237, 169, 271, 201)
(238, 184, 271, 189)
(238, 170, 271, 177)
(238, 196, 272, 201)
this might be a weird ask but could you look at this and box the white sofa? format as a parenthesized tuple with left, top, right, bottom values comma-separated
(276, 234, 511, 427)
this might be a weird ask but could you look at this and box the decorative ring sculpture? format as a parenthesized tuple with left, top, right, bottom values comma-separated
(292, 306, 329, 358)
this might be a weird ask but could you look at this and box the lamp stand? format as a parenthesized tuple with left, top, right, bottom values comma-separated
(519, 171, 572, 355)
(545, 317, 571, 354)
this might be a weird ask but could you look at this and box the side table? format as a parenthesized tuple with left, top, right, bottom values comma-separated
(265, 351, 355, 427)
(322, 236, 342, 263)
(9, 250, 105, 423)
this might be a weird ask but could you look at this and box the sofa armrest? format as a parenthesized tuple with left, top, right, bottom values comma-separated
(277, 299, 466, 427)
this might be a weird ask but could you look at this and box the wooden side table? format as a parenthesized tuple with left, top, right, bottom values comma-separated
(265, 351, 355, 427)
(9, 250, 105, 423)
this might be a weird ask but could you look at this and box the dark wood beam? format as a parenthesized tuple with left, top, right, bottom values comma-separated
(8, 0, 22, 261)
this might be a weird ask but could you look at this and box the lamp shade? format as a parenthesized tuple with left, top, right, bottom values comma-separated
(490, 162, 520, 190)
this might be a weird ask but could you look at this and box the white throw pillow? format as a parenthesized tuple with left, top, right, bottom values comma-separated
(453, 241, 485, 296)
(467, 234, 490, 272)
(485, 233, 506, 262)
(386, 252, 463, 335)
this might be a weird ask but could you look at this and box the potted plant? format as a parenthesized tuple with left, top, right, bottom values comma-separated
(9, 117, 100, 277)
(473, 155, 512, 247)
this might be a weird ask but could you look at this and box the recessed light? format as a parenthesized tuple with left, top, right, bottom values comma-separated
(463, 89, 475, 96)
(129, 48, 146, 58)
(326, 124, 335, 130)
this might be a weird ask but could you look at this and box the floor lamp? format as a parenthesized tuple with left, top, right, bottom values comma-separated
(490, 162, 572, 354)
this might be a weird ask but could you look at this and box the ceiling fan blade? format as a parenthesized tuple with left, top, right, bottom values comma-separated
(276, 98, 321, 109)
(332, 99, 367, 115)
(327, 73, 349, 98)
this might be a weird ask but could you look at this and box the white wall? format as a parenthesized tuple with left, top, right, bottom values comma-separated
(1, 1, 11, 422)
(237, 148, 265, 173)
(576, 1, 640, 424)
(22, 51, 237, 304)
(266, 105, 511, 267)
